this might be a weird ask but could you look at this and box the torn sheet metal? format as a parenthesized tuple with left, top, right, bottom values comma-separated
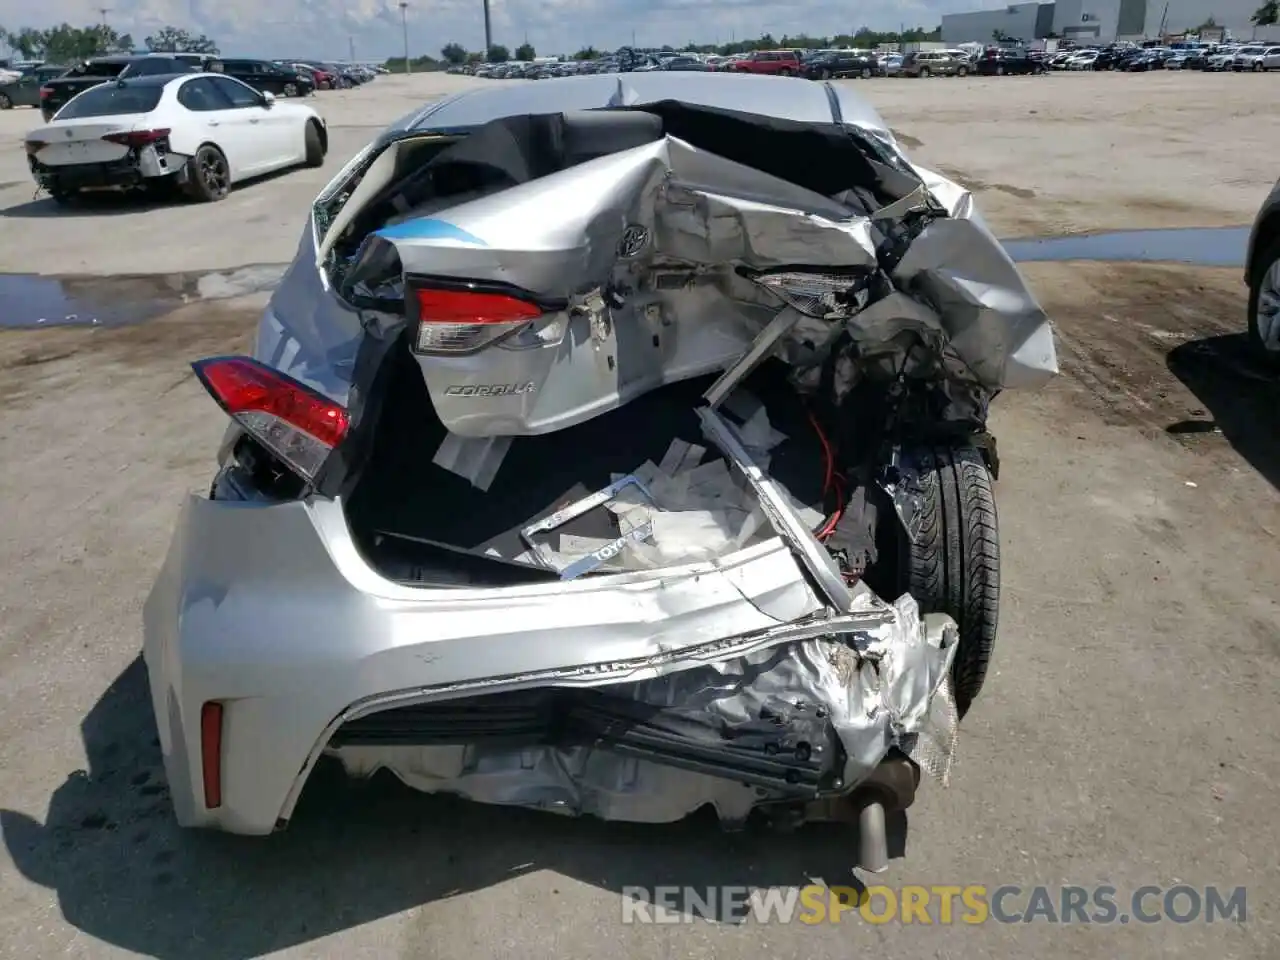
(698, 406, 853, 612)
(336, 107, 1053, 440)
(328, 591, 959, 824)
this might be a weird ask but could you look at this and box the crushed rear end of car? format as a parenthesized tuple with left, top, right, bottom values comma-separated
(144, 74, 1055, 869)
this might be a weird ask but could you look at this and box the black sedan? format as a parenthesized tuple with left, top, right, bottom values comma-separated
(975, 50, 1044, 75)
(657, 56, 712, 71)
(802, 51, 881, 79)
(1123, 50, 1169, 71)
(214, 58, 315, 97)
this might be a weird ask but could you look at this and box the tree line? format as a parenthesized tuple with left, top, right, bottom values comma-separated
(385, 27, 942, 70)
(0, 24, 219, 63)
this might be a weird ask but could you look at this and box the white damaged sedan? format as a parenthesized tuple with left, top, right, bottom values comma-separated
(25, 72, 327, 204)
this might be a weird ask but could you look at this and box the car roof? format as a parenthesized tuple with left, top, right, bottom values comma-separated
(403, 71, 891, 138)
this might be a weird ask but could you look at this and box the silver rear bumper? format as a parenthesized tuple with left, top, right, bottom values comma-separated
(143, 493, 958, 835)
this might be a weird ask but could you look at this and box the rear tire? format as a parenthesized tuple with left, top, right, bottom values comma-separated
(47, 183, 75, 206)
(861, 67, 872, 78)
(304, 121, 325, 167)
(0, 93, 11, 110)
(284, 82, 299, 97)
(957, 66, 968, 77)
(182, 144, 231, 202)
(1246, 236, 1280, 364)
(872, 444, 1000, 717)
(919, 67, 931, 77)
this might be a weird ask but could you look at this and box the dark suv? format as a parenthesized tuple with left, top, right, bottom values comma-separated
(802, 51, 882, 80)
(216, 59, 315, 97)
(38, 55, 202, 120)
(975, 49, 1045, 75)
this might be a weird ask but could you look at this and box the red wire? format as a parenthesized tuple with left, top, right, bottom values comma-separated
(807, 410, 834, 497)
(807, 410, 844, 541)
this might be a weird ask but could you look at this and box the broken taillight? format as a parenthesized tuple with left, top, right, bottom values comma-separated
(101, 128, 171, 148)
(409, 279, 548, 354)
(192, 356, 349, 482)
(748, 269, 874, 318)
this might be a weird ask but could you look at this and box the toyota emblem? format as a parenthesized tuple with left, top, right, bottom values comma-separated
(617, 224, 649, 258)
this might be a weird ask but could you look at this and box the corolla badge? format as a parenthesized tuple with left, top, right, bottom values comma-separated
(443, 382, 536, 397)
(617, 224, 649, 258)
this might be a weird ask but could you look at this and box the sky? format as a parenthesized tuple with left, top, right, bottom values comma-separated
(0, 0, 961, 61)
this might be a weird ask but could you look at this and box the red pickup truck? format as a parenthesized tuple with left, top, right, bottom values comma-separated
(727, 50, 803, 76)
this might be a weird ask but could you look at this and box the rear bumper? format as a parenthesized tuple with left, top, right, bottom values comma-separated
(143, 488, 959, 836)
(30, 146, 186, 190)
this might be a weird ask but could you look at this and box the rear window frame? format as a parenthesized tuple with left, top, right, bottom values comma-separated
(54, 81, 166, 120)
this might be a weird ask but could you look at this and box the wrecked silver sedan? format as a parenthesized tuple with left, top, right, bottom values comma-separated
(143, 73, 1056, 870)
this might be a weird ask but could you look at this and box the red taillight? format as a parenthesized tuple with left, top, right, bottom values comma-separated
(39, 86, 53, 98)
(200, 701, 223, 809)
(192, 356, 349, 481)
(101, 128, 171, 148)
(412, 285, 545, 354)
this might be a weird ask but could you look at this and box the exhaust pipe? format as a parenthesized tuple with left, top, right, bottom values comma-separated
(802, 754, 921, 872)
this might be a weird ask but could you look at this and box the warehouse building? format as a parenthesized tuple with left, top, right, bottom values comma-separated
(941, 0, 1280, 44)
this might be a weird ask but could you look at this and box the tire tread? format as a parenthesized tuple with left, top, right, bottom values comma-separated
(905, 445, 1000, 715)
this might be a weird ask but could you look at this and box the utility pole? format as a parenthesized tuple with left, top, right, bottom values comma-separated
(99, 6, 110, 27)
(349, 35, 355, 62)
(482, 0, 492, 60)
(399, 2, 411, 74)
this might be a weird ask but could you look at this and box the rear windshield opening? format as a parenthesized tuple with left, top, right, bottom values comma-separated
(58, 84, 163, 119)
(68, 62, 128, 79)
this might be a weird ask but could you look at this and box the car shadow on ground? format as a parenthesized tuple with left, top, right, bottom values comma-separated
(1, 656, 899, 959)
(0, 168, 304, 219)
(1166, 334, 1280, 489)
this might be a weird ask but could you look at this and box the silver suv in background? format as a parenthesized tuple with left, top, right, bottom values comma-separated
(901, 51, 971, 77)
(1233, 45, 1280, 70)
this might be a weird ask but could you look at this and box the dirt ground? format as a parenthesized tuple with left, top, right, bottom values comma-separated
(0, 70, 1277, 960)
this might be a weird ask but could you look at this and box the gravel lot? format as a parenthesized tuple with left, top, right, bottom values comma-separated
(0, 70, 1277, 960)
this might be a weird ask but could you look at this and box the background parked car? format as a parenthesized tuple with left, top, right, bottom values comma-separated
(656, 55, 712, 71)
(727, 50, 803, 76)
(39, 54, 202, 121)
(1124, 48, 1169, 71)
(1233, 45, 1280, 70)
(802, 50, 881, 79)
(24, 73, 327, 204)
(1203, 47, 1240, 70)
(902, 51, 970, 77)
(216, 59, 315, 97)
(975, 48, 1044, 75)
(0, 64, 65, 109)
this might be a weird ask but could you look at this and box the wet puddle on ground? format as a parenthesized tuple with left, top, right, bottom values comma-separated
(1000, 226, 1248, 268)
(0, 265, 286, 329)
(0, 227, 1251, 329)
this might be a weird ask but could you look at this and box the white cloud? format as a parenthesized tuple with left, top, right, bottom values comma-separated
(1, 0, 965, 61)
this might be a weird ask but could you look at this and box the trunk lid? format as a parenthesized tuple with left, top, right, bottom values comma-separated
(27, 115, 148, 165)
